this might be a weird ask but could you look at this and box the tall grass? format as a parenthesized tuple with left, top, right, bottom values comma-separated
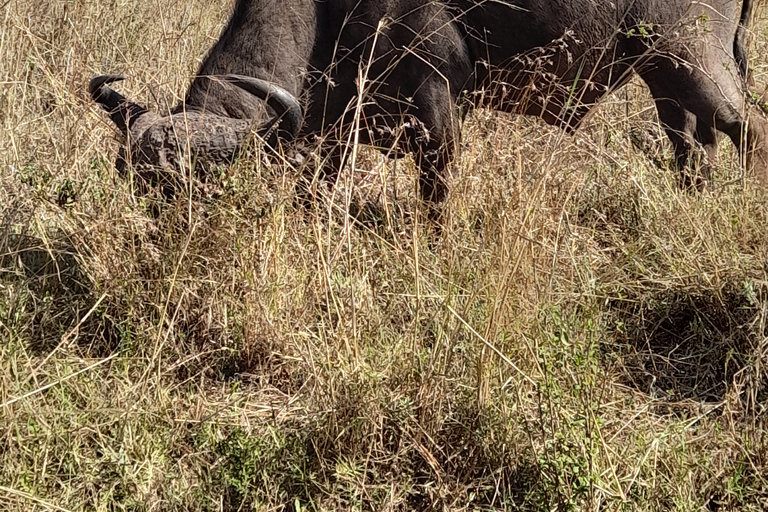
(2, 1, 768, 510)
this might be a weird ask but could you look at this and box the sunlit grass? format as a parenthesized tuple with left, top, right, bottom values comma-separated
(2, 1, 768, 510)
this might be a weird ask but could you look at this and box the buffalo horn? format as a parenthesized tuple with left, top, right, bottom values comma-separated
(89, 75, 149, 135)
(221, 74, 303, 145)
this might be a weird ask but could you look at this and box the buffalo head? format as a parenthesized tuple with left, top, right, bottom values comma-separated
(89, 74, 303, 191)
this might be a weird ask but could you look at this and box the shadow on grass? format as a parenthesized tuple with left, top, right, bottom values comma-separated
(607, 282, 766, 405)
(0, 229, 119, 357)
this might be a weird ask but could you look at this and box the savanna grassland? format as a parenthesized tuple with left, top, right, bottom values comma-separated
(3, 0, 768, 510)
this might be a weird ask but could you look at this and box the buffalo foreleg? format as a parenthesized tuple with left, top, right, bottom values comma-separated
(654, 98, 716, 190)
(407, 84, 460, 223)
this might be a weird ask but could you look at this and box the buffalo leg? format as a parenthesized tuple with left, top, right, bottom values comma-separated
(695, 115, 719, 180)
(408, 83, 459, 222)
(654, 98, 715, 190)
(641, 46, 768, 185)
(695, 117, 719, 167)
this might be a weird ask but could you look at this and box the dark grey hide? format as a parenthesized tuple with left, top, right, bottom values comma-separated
(92, 0, 767, 205)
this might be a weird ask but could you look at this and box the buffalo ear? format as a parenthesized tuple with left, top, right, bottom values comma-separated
(89, 75, 149, 135)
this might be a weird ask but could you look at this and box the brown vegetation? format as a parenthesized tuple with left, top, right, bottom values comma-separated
(2, 0, 768, 510)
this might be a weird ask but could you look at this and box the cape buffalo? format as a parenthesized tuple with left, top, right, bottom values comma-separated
(91, 0, 768, 209)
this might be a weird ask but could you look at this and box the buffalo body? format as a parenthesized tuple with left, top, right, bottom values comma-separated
(92, 0, 767, 204)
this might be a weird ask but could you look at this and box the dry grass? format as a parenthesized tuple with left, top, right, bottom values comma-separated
(3, 1, 768, 510)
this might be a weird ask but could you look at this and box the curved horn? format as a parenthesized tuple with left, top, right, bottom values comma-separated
(89, 75, 148, 135)
(221, 74, 303, 145)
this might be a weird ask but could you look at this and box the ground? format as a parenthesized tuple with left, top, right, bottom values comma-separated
(2, 1, 768, 510)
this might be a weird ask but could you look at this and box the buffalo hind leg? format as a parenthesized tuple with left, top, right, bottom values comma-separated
(642, 51, 768, 186)
(655, 98, 707, 190)
(745, 117, 768, 185)
(654, 98, 718, 190)
(695, 116, 719, 176)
